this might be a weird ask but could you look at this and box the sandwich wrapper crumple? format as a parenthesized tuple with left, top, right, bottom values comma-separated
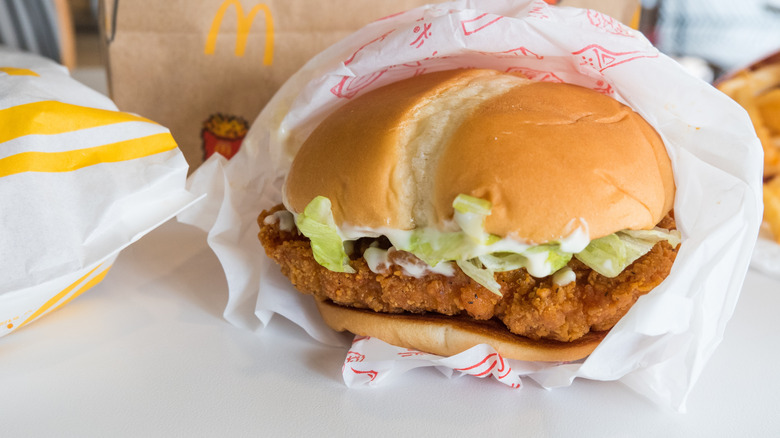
(1, 47, 198, 337)
(179, 0, 763, 411)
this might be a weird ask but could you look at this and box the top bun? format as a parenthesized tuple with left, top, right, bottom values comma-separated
(285, 69, 675, 243)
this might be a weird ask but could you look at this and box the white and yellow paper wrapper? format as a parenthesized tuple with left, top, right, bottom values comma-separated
(0, 47, 198, 337)
(181, 0, 763, 411)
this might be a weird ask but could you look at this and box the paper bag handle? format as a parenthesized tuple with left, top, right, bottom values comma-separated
(98, 0, 119, 44)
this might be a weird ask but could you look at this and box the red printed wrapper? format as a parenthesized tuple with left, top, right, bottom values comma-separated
(180, 0, 763, 411)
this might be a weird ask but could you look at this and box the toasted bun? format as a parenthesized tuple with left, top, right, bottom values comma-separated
(285, 69, 674, 243)
(315, 299, 606, 362)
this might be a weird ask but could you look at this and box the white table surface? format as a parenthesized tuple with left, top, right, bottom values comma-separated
(2, 218, 779, 437)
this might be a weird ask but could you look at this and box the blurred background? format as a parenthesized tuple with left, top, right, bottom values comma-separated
(640, 0, 780, 82)
(0, 0, 103, 92)
(2, 0, 779, 88)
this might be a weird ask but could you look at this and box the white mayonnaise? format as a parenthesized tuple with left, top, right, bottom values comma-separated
(522, 251, 554, 278)
(264, 209, 295, 231)
(601, 259, 614, 274)
(287, 210, 593, 280)
(292, 214, 590, 260)
(552, 267, 576, 286)
(363, 246, 390, 273)
(363, 246, 455, 278)
(558, 218, 590, 253)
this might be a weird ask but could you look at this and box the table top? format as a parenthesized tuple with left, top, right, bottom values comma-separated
(2, 219, 779, 437)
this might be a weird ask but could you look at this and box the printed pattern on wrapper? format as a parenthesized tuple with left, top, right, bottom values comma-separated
(1, 258, 115, 337)
(0, 48, 196, 337)
(180, 0, 763, 411)
(294, 1, 663, 391)
(343, 337, 559, 389)
(289, 0, 658, 150)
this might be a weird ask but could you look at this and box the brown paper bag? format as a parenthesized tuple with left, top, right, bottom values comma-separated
(99, 0, 638, 170)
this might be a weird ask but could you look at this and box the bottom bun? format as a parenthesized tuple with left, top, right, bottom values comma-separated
(315, 299, 607, 362)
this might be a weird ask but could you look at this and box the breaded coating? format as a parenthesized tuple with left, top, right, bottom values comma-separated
(258, 206, 678, 342)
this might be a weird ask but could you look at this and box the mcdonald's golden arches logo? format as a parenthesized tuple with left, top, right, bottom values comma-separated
(204, 0, 274, 65)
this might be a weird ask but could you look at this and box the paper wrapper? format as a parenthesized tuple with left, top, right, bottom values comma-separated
(179, 0, 763, 411)
(0, 47, 198, 337)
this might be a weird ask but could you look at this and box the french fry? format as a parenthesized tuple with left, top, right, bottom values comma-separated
(717, 60, 780, 241)
(757, 88, 780, 133)
(764, 177, 780, 244)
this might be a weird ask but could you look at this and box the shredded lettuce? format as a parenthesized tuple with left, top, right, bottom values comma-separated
(293, 195, 681, 295)
(294, 196, 355, 273)
(574, 228, 681, 277)
(402, 194, 499, 267)
(456, 259, 502, 295)
(406, 229, 471, 267)
(479, 245, 573, 278)
(452, 194, 495, 244)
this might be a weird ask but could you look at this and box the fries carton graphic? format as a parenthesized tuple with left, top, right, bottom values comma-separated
(201, 113, 250, 160)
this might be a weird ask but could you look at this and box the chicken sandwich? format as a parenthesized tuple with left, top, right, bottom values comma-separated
(258, 69, 680, 362)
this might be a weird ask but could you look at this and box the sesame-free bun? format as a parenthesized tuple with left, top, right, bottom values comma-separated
(278, 69, 676, 361)
(285, 68, 675, 243)
(315, 299, 606, 362)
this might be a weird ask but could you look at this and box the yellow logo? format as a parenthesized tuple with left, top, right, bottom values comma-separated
(204, 0, 274, 65)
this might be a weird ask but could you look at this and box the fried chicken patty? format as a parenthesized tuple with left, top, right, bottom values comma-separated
(258, 205, 679, 342)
